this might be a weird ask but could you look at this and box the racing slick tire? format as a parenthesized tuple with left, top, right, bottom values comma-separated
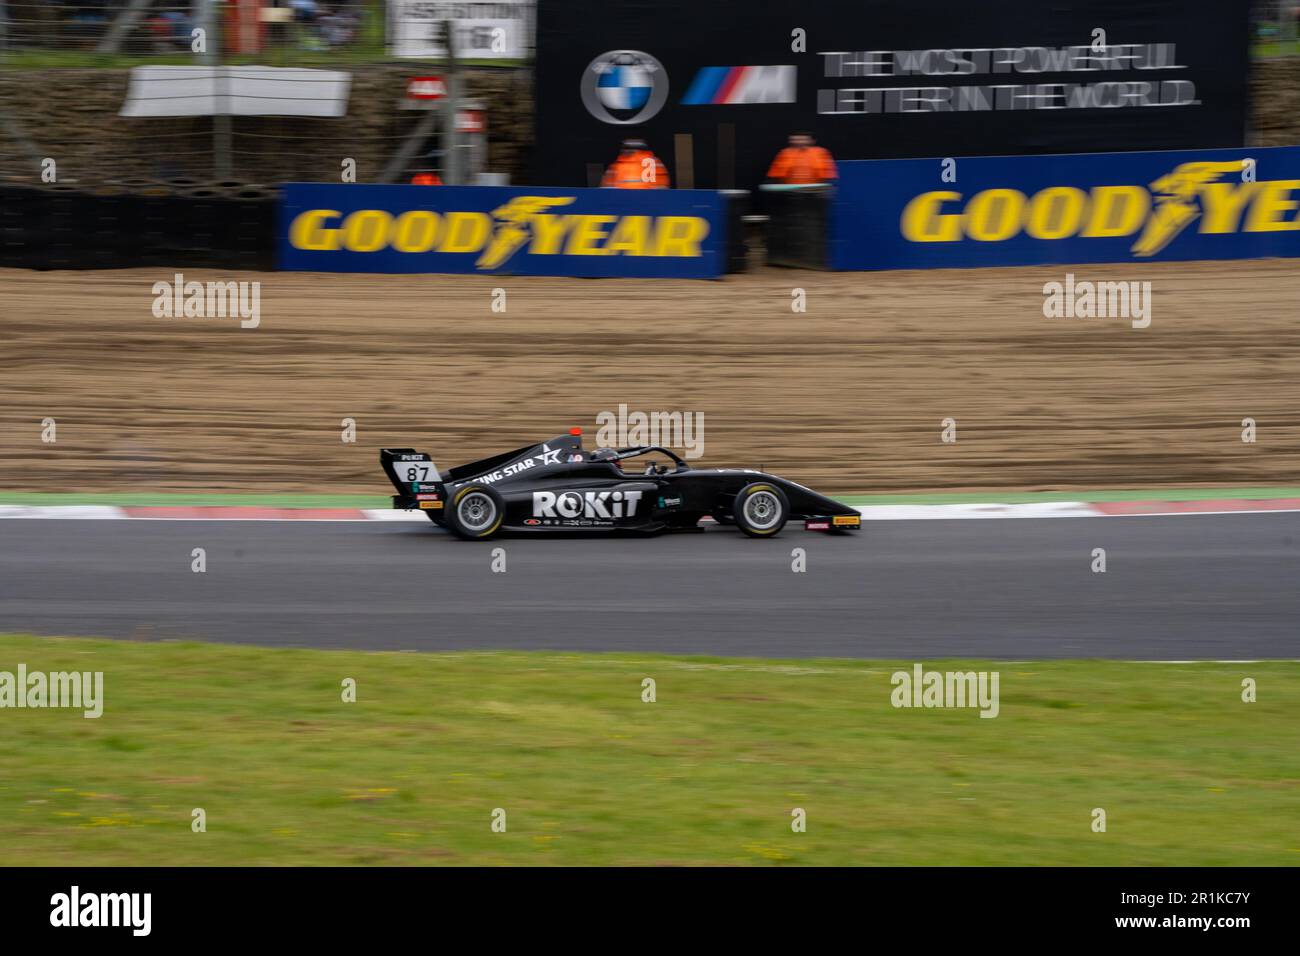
(445, 484, 505, 540)
(732, 482, 789, 538)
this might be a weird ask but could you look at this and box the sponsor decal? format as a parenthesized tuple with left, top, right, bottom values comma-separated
(415, 493, 441, 500)
(470, 444, 562, 485)
(533, 489, 644, 519)
(395, 459, 439, 482)
(833, 514, 861, 526)
(581, 50, 670, 124)
(418, 500, 444, 510)
(817, 43, 1199, 118)
(682, 65, 796, 105)
(658, 496, 682, 508)
(287, 199, 710, 271)
(899, 160, 1298, 257)
(523, 518, 541, 525)
(805, 520, 830, 530)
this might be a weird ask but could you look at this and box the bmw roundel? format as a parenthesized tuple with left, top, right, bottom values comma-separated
(581, 50, 669, 125)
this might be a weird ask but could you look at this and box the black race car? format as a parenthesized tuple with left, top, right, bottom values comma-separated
(381, 429, 861, 540)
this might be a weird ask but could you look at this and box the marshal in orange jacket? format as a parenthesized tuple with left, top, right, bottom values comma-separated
(767, 142, 837, 185)
(602, 150, 671, 189)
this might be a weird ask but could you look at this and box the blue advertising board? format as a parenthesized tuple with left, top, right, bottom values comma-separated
(278, 183, 725, 278)
(831, 147, 1300, 271)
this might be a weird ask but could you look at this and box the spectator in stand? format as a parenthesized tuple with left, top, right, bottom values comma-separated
(766, 133, 837, 186)
(290, 0, 320, 23)
(601, 139, 670, 189)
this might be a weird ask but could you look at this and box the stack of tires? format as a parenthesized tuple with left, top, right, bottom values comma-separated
(0, 179, 278, 271)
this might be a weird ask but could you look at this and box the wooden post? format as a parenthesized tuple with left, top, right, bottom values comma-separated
(717, 123, 735, 189)
(674, 133, 694, 190)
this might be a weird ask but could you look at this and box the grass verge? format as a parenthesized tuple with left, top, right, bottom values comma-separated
(1, 634, 1296, 865)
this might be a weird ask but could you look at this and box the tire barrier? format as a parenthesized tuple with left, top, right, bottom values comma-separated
(1, 182, 746, 275)
(720, 190, 750, 274)
(0, 181, 277, 271)
(762, 186, 831, 270)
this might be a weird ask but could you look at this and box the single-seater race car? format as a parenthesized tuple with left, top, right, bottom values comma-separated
(381, 429, 861, 540)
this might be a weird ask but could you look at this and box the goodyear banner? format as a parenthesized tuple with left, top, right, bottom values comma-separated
(831, 147, 1300, 271)
(278, 184, 725, 278)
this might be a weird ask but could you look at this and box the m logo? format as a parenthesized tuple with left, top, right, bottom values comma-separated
(682, 66, 797, 105)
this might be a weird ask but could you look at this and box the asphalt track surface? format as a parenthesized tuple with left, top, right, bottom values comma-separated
(2, 513, 1298, 659)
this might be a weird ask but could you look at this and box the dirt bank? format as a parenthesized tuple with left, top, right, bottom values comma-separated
(1, 260, 1297, 494)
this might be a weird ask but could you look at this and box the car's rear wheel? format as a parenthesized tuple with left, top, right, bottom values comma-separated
(732, 482, 789, 538)
(445, 484, 505, 540)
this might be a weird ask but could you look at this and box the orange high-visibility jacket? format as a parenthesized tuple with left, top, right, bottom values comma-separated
(601, 150, 670, 189)
(766, 146, 837, 185)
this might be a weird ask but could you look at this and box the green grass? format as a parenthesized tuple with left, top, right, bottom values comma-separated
(1, 634, 1297, 865)
(1256, 39, 1300, 58)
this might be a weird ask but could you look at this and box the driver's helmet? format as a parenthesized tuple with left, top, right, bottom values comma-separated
(589, 447, 619, 463)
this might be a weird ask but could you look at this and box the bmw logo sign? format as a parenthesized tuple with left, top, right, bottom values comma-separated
(581, 50, 669, 125)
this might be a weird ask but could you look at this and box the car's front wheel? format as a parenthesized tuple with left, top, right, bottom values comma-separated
(732, 482, 789, 538)
(444, 484, 505, 540)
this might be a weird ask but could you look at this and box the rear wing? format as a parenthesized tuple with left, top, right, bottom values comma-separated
(380, 448, 441, 495)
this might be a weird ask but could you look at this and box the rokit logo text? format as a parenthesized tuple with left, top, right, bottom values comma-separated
(534, 490, 643, 519)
